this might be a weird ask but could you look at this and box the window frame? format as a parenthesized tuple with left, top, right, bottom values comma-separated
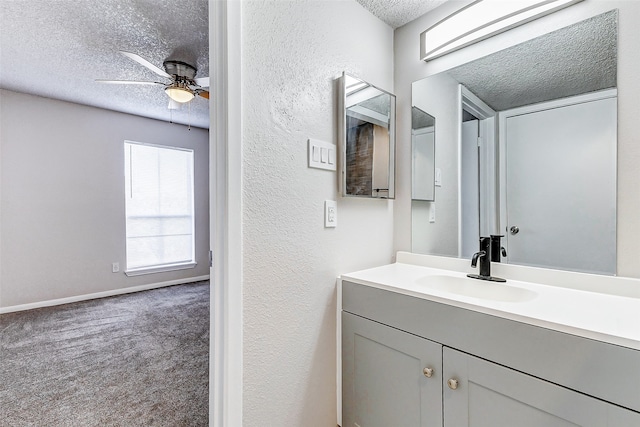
(123, 140, 197, 276)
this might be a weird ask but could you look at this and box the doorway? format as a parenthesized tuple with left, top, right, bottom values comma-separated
(459, 86, 497, 258)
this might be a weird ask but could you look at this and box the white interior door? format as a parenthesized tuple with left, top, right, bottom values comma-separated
(502, 93, 617, 274)
(412, 126, 435, 201)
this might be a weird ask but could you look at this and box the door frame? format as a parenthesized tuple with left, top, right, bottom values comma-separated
(458, 85, 497, 256)
(210, 1, 243, 426)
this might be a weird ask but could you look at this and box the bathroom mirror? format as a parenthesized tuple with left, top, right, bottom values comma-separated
(411, 10, 618, 275)
(339, 73, 396, 199)
(411, 107, 436, 201)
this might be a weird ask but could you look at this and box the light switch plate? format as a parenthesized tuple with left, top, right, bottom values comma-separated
(435, 168, 442, 187)
(309, 139, 337, 171)
(325, 200, 337, 228)
(429, 203, 436, 223)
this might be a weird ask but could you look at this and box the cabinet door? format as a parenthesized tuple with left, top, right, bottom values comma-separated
(342, 312, 442, 427)
(443, 347, 640, 427)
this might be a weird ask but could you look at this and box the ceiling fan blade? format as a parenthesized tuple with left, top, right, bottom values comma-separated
(194, 76, 209, 87)
(197, 90, 210, 99)
(120, 51, 171, 79)
(95, 79, 165, 85)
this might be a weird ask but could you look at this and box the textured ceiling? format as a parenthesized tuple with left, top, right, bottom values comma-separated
(447, 10, 617, 111)
(355, 0, 448, 28)
(0, 0, 209, 128)
(2, 1, 613, 128)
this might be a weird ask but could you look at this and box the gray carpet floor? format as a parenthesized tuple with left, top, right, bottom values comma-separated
(0, 281, 209, 426)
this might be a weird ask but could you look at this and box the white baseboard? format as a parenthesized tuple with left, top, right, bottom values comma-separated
(0, 275, 210, 314)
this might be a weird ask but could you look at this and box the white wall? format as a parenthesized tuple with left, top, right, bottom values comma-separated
(241, 1, 394, 425)
(0, 90, 210, 308)
(394, 1, 640, 278)
(411, 72, 460, 256)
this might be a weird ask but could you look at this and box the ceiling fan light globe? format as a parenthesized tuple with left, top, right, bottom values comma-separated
(165, 86, 194, 103)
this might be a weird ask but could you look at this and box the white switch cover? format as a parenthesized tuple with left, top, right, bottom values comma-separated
(309, 139, 337, 171)
(435, 168, 442, 187)
(112, 262, 120, 273)
(325, 200, 337, 228)
(429, 203, 436, 223)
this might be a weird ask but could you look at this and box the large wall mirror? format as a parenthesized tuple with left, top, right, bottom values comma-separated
(411, 10, 618, 275)
(340, 73, 396, 199)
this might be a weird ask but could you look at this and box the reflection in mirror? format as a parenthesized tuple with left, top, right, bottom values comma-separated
(340, 73, 396, 199)
(411, 107, 436, 201)
(411, 10, 618, 275)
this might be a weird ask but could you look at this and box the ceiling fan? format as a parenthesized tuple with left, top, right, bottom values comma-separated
(97, 51, 209, 108)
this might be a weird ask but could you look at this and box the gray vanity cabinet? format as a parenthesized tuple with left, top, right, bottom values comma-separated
(341, 281, 640, 427)
(342, 312, 442, 427)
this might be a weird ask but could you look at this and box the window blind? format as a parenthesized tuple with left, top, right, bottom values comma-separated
(124, 141, 195, 270)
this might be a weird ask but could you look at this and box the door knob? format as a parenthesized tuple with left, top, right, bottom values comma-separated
(423, 367, 434, 378)
(447, 378, 459, 390)
(509, 225, 520, 235)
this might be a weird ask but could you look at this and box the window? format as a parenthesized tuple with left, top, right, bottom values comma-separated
(124, 141, 195, 275)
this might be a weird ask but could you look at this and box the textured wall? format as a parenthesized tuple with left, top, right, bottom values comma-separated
(0, 90, 210, 307)
(241, 1, 393, 425)
(394, 1, 640, 279)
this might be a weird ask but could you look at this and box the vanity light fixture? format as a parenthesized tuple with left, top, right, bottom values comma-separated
(420, 0, 583, 61)
(165, 81, 195, 103)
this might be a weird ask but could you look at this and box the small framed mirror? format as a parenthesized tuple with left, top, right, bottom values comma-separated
(339, 73, 396, 199)
(411, 107, 436, 201)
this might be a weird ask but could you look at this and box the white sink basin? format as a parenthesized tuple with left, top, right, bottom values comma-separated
(415, 275, 537, 303)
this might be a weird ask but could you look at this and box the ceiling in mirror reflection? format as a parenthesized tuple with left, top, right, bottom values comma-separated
(412, 107, 436, 129)
(447, 11, 617, 111)
(358, 94, 392, 117)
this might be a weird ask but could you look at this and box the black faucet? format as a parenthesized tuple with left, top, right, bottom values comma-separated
(490, 235, 507, 263)
(467, 236, 506, 282)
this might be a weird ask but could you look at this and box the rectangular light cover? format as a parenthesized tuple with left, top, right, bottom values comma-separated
(420, 0, 583, 61)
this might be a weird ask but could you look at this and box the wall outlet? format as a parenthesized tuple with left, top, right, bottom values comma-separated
(325, 200, 337, 228)
(112, 262, 120, 273)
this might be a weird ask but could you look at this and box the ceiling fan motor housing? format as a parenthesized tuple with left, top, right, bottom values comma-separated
(163, 60, 197, 80)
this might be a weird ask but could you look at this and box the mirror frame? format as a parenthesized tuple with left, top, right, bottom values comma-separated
(339, 72, 396, 199)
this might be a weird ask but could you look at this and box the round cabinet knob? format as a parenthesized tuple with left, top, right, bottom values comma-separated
(509, 225, 520, 235)
(423, 367, 434, 378)
(447, 378, 459, 390)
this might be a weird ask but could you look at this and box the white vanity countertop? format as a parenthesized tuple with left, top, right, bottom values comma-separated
(340, 253, 640, 351)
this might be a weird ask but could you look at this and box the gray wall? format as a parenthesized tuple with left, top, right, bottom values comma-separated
(0, 90, 209, 308)
(240, 0, 394, 425)
(394, 1, 640, 278)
